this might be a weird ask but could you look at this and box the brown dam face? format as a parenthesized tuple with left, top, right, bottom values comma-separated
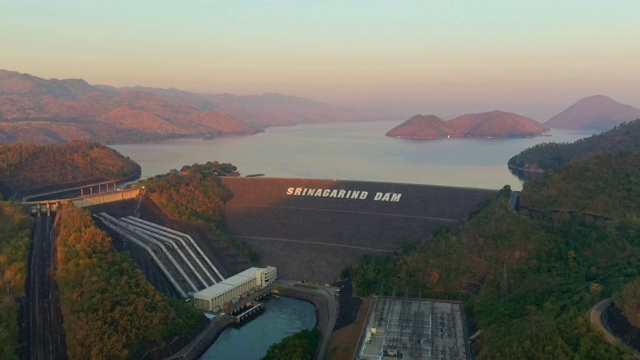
(220, 177, 497, 283)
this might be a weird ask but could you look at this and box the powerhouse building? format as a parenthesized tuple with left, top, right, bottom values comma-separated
(193, 266, 277, 311)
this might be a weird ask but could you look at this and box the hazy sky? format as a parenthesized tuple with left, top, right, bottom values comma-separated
(2, 0, 639, 120)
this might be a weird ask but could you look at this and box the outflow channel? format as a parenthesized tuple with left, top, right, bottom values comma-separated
(95, 213, 224, 299)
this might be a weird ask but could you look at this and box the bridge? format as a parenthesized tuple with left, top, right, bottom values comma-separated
(22, 188, 142, 215)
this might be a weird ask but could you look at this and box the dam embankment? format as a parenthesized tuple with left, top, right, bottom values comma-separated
(221, 177, 497, 282)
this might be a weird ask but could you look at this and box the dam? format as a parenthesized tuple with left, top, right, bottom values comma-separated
(220, 177, 497, 283)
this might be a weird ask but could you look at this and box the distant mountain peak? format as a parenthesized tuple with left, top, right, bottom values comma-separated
(545, 95, 640, 130)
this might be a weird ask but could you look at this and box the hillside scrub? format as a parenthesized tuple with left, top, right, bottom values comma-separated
(55, 206, 203, 360)
(349, 151, 640, 358)
(0, 201, 31, 360)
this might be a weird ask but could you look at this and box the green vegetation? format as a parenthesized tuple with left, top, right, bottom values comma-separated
(0, 140, 140, 199)
(142, 162, 236, 229)
(519, 150, 640, 218)
(55, 206, 203, 360)
(614, 280, 640, 329)
(260, 328, 320, 360)
(508, 118, 640, 173)
(348, 151, 640, 359)
(0, 201, 31, 360)
(142, 161, 260, 263)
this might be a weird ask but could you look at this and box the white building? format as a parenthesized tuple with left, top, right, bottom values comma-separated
(193, 266, 277, 312)
(257, 266, 277, 287)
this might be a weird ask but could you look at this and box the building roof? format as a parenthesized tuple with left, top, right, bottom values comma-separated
(193, 267, 259, 300)
(193, 282, 235, 300)
(222, 267, 258, 287)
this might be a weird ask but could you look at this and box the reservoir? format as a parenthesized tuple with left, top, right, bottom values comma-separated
(200, 296, 316, 360)
(111, 120, 595, 191)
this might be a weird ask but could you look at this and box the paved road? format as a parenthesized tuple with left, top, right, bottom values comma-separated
(27, 215, 65, 360)
(590, 298, 619, 345)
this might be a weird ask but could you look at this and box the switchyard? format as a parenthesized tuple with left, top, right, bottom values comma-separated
(358, 296, 469, 360)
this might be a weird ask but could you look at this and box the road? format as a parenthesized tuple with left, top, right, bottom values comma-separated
(590, 298, 620, 345)
(26, 215, 65, 360)
(279, 282, 337, 360)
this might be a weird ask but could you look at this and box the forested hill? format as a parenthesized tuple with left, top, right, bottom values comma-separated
(519, 151, 640, 218)
(55, 206, 204, 359)
(141, 162, 236, 229)
(0, 140, 140, 199)
(349, 150, 640, 359)
(508, 118, 640, 174)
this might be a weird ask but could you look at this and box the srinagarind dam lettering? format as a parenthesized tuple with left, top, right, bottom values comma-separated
(285, 187, 402, 202)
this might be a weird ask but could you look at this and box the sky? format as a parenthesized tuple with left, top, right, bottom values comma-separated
(2, 0, 640, 120)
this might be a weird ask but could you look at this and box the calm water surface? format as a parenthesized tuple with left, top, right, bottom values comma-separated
(111, 120, 596, 191)
(200, 297, 315, 360)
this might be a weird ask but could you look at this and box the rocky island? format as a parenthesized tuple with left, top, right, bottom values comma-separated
(386, 110, 549, 140)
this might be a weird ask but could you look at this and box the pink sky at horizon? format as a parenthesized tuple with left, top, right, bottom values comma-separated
(2, 0, 639, 121)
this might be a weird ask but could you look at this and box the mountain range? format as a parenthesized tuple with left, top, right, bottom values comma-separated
(386, 111, 549, 140)
(0, 69, 373, 144)
(2, 69, 639, 144)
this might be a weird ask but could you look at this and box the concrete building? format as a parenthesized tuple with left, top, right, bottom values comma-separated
(193, 266, 277, 312)
(257, 266, 277, 287)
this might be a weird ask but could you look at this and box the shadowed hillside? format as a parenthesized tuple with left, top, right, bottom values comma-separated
(508, 119, 640, 176)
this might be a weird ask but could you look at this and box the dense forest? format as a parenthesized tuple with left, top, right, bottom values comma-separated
(260, 328, 320, 360)
(614, 280, 640, 329)
(348, 150, 640, 359)
(141, 161, 259, 263)
(0, 141, 140, 199)
(0, 201, 31, 360)
(519, 150, 640, 218)
(508, 118, 640, 173)
(55, 206, 203, 359)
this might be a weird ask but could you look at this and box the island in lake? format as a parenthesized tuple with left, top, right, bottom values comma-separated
(386, 110, 549, 140)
